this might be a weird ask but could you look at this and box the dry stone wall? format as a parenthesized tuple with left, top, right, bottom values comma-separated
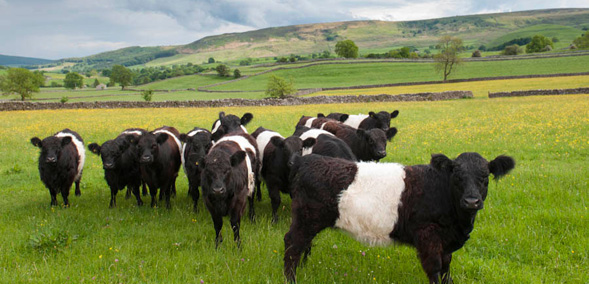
(488, 88, 589, 98)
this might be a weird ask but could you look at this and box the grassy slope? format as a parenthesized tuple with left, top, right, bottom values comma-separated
(209, 55, 589, 91)
(136, 75, 233, 90)
(0, 95, 587, 283)
(486, 24, 583, 49)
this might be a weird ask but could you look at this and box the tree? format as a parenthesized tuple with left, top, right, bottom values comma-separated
(433, 36, 463, 81)
(208, 57, 215, 64)
(63, 72, 84, 90)
(92, 78, 100, 88)
(215, 64, 230, 77)
(573, 32, 589, 49)
(526, 35, 553, 53)
(502, 44, 523, 55)
(109, 65, 134, 90)
(335, 40, 359, 58)
(0, 68, 44, 101)
(233, 69, 242, 79)
(265, 75, 296, 99)
(472, 50, 482, 57)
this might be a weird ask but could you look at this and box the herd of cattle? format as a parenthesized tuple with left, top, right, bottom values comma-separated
(29, 110, 515, 284)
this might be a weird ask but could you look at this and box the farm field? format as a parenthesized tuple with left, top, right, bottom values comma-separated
(0, 94, 587, 283)
(207, 55, 589, 91)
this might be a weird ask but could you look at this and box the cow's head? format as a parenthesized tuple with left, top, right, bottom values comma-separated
(356, 128, 397, 161)
(270, 136, 315, 164)
(368, 110, 399, 131)
(180, 130, 212, 168)
(200, 149, 246, 198)
(135, 132, 169, 164)
(31, 135, 71, 164)
(211, 112, 253, 141)
(431, 152, 515, 211)
(88, 135, 133, 170)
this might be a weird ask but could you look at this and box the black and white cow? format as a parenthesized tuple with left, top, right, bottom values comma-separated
(284, 153, 515, 283)
(294, 126, 357, 161)
(296, 115, 343, 130)
(200, 133, 259, 248)
(180, 127, 212, 211)
(88, 128, 147, 207)
(327, 110, 399, 131)
(134, 126, 182, 209)
(321, 121, 397, 161)
(30, 129, 85, 206)
(210, 111, 253, 142)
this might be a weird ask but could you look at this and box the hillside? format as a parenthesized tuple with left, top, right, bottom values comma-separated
(51, 8, 589, 69)
(0, 54, 54, 67)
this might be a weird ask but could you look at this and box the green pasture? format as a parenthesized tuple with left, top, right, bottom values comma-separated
(0, 94, 587, 283)
(486, 24, 583, 50)
(136, 74, 233, 90)
(207, 55, 589, 91)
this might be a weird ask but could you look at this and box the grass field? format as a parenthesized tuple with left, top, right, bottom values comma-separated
(207, 55, 589, 91)
(485, 24, 583, 50)
(136, 74, 233, 90)
(0, 94, 587, 283)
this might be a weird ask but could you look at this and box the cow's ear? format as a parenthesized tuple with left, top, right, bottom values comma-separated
(356, 129, 367, 139)
(369, 111, 376, 118)
(431, 154, 454, 172)
(391, 110, 400, 118)
(386, 127, 398, 141)
(317, 113, 325, 118)
(179, 133, 188, 142)
(339, 114, 349, 122)
(302, 137, 316, 148)
(218, 111, 226, 119)
(230, 151, 246, 167)
(125, 134, 138, 145)
(88, 143, 101, 155)
(156, 133, 169, 144)
(270, 136, 285, 148)
(61, 136, 72, 146)
(31, 137, 42, 148)
(241, 113, 254, 126)
(489, 155, 515, 180)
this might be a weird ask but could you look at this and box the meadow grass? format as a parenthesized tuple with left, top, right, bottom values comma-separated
(316, 75, 589, 98)
(207, 55, 589, 91)
(0, 94, 587, 283)
(136, 74, 233, 90)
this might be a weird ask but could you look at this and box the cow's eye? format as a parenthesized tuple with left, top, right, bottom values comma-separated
(151, 144, 157, 149)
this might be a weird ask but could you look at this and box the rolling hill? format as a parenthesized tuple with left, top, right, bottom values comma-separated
(0, 54, 54, 67)
(54, 8, 589, 70)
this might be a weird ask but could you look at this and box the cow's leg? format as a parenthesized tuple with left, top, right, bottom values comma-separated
(49, 188, 58, 206)
(149, 185, 158, 208)
(266, 178, 282, 224)
(132, 184, 143, 206)
(171, 175, 177, 198)
(109, 186, 118, 208)
(61, 187, 70, 207)
(415, 226, 444, 284)
(441, 254, 453, 284)
(284, 199, 336, 283)
(248, 195, 255, 222)
(230, 209, 243, 248)
(189, 182, 200, 212)
(212, 213, 223, 249)
(255, 176, 262, 201)
(125, 187, 132, 199)
(74, 176, 81, 196)
(163, 181, 172, 209)
(141, 180, 148, 196)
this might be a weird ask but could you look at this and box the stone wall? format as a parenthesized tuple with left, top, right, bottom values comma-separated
(488, 88, 589, 98)
(0, 91, 472, 112)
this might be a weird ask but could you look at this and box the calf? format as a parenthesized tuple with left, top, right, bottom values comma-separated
(88, 128, 147, 208)
(321, 121, 397, 161)
(180, 127, 212, 211)
(135, 126, 182, 208)
(30, 129, 85, 206)
(327, 110, 399, 131)
(295, 126, 357, 161)
(211, 111, 253, 142)
(201, 133, 258, 248)
(284, 153, 515, 283)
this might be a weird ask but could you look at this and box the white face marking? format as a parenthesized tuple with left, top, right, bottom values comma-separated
(304, 117, 316, 128)
(343, 114, 369, 129)
(211, 120, 221, 134)
(335, 162, 405, 246)
(299, 129, 333, 141)
(121, 130, 143, 136)
(255, 130, 283, 164)
(212, 135, 257, 196)
(55, 132, 85, 181)
(187, 129, 204, 137)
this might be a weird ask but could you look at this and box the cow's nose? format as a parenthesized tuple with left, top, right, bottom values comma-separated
(213, 187, 225, 195)
(377, 150, 387, 158)
(140, 156, 152, 163)
(46, 157, 57, 163)
(462, 198, 482, 210)
(104, 162, 114, 169)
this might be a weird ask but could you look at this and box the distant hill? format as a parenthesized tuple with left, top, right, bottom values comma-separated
(54, 8, 589, 69)
(0, 54, 54, 67)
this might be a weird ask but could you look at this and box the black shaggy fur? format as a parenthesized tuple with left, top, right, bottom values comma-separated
(180, 127, 212, 211)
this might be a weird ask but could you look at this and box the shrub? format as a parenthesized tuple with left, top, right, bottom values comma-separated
(526, 35, 553, 53)
(502, 44, 523, 56)
(335, 40, 359, 58)
(50, 81, 62, 88)
(265, 75, 296, 99)
(60, 96, 69, 104)
(234, 69, 242, 79)
(142, 89, 153, 101)
(472, 50, 482, 57)
(215, 64, 230, 77)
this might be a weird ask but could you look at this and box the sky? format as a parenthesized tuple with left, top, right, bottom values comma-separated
(1, 0, 588, 59)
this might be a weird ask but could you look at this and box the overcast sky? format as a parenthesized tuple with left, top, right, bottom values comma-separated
(1, 0, 588, 59)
